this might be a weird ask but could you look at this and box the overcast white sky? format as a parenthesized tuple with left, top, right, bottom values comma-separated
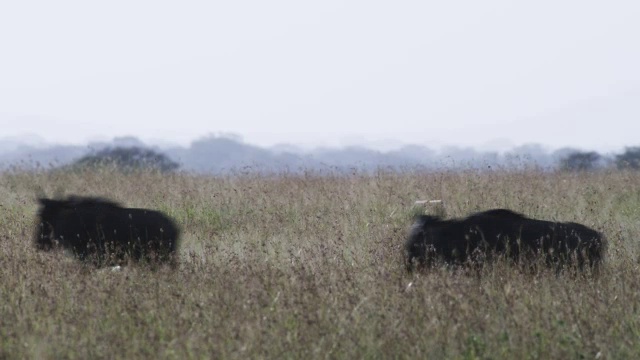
(1, 0, 639, 152)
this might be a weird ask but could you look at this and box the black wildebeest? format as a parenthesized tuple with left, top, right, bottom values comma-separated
(405, 209, 606, 273)
(35, 195, 180, 266)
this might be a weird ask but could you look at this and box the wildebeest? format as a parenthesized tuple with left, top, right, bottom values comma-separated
(405, 209, 606, 273)
(35, 195, 180, 266)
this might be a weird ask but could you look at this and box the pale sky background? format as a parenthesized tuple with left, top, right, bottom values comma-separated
(1, 0, 639, 153)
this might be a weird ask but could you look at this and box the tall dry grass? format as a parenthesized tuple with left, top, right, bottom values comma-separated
(1, 168, 639, 359)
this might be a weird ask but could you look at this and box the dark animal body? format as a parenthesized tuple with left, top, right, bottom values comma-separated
(35, 196, 180, 266)
(405, 209, 606, 272)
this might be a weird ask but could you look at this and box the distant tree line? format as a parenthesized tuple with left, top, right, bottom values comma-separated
(71, 145, 640, 173)
(6, 134, 640, 174)
(560, 152, 602, 172)
(559, 147, 640, 172)
(72, 146, 179, 173)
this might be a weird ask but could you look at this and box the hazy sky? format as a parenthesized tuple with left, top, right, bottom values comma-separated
(1, 1, 639, 152)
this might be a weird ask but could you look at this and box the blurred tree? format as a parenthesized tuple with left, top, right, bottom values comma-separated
(615, 147, 640, 170)
(559, 151, 601, 172)
(73, 147, 179, 172)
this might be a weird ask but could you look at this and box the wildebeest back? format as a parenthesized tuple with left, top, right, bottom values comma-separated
(405, 209, 605, 272)
(36, 196, 180, 266)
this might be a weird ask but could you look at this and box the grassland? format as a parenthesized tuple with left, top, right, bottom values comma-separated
(1, 168, 640, 359)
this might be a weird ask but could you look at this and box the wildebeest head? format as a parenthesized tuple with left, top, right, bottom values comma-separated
(405, 214, 444, 271)
(35, 198, 63, 250)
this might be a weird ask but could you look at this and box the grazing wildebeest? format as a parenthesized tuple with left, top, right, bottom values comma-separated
(35, 195, 180, 266)
(405, 209, 606, 273)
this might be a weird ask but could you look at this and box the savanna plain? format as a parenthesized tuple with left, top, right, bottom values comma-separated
(1, 168, 640, 359)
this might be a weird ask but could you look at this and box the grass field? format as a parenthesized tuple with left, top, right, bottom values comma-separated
(1, 168, 640, 359)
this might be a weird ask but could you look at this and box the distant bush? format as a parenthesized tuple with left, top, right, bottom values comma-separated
(615, 147, 640, 170)
(72, 146, 179, 172)
(559, 151, 601, 172)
